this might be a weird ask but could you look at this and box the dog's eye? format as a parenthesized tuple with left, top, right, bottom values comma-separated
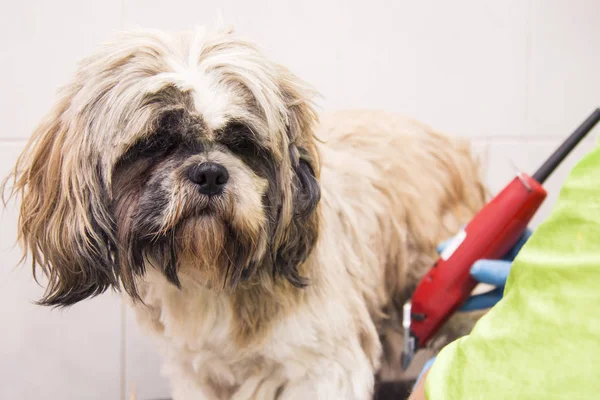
(227, 137, 256, 155)
(222, 123, 260, 157)
(225, 122, 250, 135)
(130, 135, 177, 159)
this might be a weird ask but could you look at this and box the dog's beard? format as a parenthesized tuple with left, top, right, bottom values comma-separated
(145, 215, 262, 291)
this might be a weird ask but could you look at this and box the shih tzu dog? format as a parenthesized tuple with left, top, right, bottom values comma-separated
(6, 26, 486, 399)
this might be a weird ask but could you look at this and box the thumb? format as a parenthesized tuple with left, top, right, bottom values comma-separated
(470, 259, 512, 287)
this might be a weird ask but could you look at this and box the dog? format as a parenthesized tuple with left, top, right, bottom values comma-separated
(6, 26, 486, 399)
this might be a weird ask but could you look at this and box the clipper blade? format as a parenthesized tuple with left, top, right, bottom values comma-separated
(401, 302, 416, 370)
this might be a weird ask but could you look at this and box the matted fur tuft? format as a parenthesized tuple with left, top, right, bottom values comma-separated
(6, 27, 487, 399)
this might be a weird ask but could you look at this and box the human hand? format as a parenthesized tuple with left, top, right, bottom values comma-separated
(415, 357, 436, 387)
(410, 231, 531, 394)
(437, 228, 532, 312)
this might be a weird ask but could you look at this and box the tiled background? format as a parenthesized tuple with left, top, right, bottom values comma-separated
(1, 1, 598, 399)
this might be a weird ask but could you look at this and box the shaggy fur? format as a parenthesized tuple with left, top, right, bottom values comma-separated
(5, 26, 486, 399)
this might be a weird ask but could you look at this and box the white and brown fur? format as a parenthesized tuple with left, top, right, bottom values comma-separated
(5, 27, 486, 399)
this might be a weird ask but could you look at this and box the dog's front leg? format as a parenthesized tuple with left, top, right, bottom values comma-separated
(169, 369, 225, 400)
(275, 354, 376, 400)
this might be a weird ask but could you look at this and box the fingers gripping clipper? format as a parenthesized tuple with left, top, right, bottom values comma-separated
(401, 109, 600, 369)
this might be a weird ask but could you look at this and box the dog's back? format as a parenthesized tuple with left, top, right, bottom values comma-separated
(316, 110, 487, 381)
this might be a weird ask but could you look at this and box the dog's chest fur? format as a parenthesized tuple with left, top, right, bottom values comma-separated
(133, 270, 260, 398)
(132, 262, 379, 399)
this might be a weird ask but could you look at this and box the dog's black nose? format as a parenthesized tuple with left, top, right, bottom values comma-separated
(187, 162, 229, 196)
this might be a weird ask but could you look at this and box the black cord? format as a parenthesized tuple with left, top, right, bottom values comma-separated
(532, 109, 600, 184)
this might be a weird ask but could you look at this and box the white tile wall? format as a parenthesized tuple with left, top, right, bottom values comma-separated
(526, 0, 600, 137)
(0, 145, 122, 400)
(124, 306, 171, 399)
(1, 1, 599, 399)
(0, 0, 123, 140)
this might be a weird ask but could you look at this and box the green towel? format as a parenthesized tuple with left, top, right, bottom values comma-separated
(426, 143, 600, 399)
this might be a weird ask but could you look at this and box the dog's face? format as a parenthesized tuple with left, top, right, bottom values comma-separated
(8, 28, 321, 306)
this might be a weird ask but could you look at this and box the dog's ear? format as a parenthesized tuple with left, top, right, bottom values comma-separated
(5, 93, 118, 307)
(290, 145, 321, 219)
(270, 67, 322, 286)
(272, 144, 321, 287)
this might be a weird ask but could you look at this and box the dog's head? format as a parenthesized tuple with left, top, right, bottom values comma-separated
(7, 27, 321, 306)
